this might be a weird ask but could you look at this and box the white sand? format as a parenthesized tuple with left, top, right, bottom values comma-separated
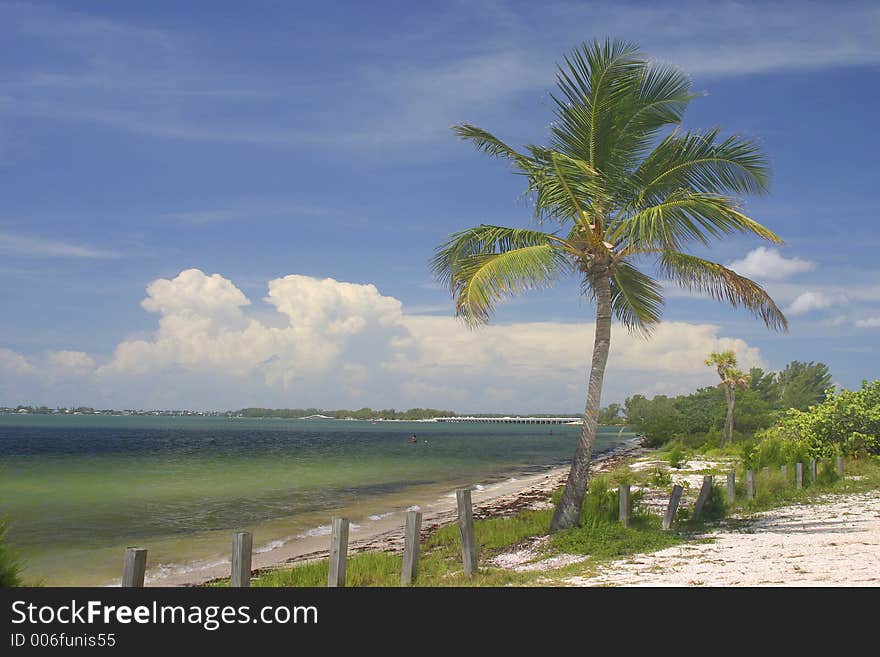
(564, 489, 880, 587)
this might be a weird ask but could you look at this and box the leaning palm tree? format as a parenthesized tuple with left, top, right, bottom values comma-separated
(706, 350, 751, 447)
(432, 39, 787, 531)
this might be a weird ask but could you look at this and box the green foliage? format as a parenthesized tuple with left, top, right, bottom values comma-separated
(0, 517, 22, 587)
(757, 380, 880, 458)
(667, 442, 686, 468)
(598, 403, 625, 425)
(624, 360, 832, 447)
(649, 466, 672, 487)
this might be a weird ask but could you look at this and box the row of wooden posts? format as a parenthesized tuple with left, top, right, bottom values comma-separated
(120, 457, 845, 587)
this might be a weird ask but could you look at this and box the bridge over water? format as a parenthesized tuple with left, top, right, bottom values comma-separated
(434, 416, 582, 425)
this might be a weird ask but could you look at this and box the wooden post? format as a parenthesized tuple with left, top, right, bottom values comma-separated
(400, 510, 422, 586)
(762, 466, 770, 477)
(693, 475, 714, 519)
(796, 462, 803, 489)
(781, 464, 788, 477)
(619, 483, 631, 527)
(837, 456, 845, 477)
(810, 459, 817, 484)
(456, 489, 477, 576)
(327, 517, 349, 587)
(726, 471, 735, 503)
(746, 470, 755, 500)
(121, 547, 147, 588)
(231, 531, 252, 588)
(662, 485, 683, 530)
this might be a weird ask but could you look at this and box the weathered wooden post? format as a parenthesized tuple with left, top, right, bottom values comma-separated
(619, 483, 631, 528)
(795, 462, 803, 489)
(693, 475, 714, 519)
(121, 547, 147, 588)
(400, 510, 422, 586)
(328, 517, 349, 587)
(810, 459, 817, 484)
(762, 466, 770, 477)
(781, 464, 788, 477)
(837, 456, 845, 477)
(456, 489, 477, 576)
(231, 531, 253, 588)
(726, 471, 735, 503)
(746, 469, 755, 500)
(662, 485, 683, 530)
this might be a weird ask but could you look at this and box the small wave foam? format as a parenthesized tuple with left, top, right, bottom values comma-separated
(144, 558, 229, 584)
(406, 505, 421, 512)
(300, 524, 332, 538)
(369, 512, 394, 521)
(255, 538, 289, 554)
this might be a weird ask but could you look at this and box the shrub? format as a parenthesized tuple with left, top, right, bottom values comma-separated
(667, 442, 686, 469)
(762, 380, 880, 458)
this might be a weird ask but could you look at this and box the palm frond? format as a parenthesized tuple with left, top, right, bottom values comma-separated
(432, 225, 573, 325)
(630, 128, 770, 205)
(452, 124, 533, 170)
(610, 191, 782, 249)
(608, 259, 665, 335)
(549, 39, 645, 169)
(659, 251, 788, 331)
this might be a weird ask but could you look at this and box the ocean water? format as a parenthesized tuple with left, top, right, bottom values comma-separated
(0, 414, 634, 585)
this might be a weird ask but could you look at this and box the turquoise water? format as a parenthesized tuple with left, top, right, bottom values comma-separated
(0, 414, 633, 585)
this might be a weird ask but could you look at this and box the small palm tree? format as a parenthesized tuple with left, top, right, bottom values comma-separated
(433, 39, 787, 531)
(706, 350, 751, 447)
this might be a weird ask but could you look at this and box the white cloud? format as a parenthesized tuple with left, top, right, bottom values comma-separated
(0, 347, 35, 376)
(46, 350, 95, 373)
(855, 317, 880, 328)
(141, 268, 251, 317)
(786, 291, 847, 316)
(726, 247, 815, 280)
(0, 232, 116, 258)
(2, 269, 770, 410)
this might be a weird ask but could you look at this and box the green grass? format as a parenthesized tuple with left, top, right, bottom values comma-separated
(731, 457, 880, 514)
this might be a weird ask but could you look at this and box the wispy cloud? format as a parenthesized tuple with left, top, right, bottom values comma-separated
(0, 232, 117, 259)
(2, 1, 877, 150)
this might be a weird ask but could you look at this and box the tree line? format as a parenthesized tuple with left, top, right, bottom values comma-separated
(620, 360, 832, 447)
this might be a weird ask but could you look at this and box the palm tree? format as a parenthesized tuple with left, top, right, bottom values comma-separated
(706, 350, 750, 447)
(432, 39, 787, 531)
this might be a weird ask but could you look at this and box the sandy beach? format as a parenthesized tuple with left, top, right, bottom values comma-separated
(564, 489, 880, 586)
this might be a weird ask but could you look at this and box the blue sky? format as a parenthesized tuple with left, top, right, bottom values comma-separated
(1, 0, 878, 411)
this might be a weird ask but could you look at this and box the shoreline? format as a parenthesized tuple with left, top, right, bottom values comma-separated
(166, 436, 646, 587)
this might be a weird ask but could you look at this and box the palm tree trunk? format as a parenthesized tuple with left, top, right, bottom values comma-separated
(724, 386, 735, 445)
(550, 272, 612, 531)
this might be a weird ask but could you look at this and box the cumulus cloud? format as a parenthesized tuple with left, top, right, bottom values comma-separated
(855, 317, 880, 328)
(4, 269, 769, 410)
(726, 247, 815, 280)
(0, 348, 35, 376)
(786, 291, 847, 316)
(142, 268, 251, 317)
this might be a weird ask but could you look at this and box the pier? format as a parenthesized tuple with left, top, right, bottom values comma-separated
(434, 416, 581, 425)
